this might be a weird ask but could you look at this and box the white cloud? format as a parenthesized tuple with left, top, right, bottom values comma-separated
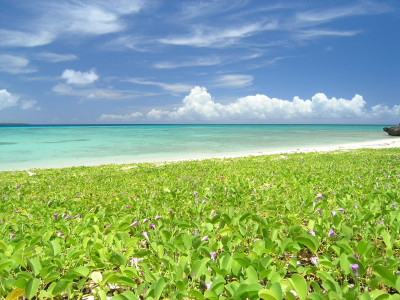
(52, 83, 148, 100)
(154, 56, 222, 69)
(159, 21, 277, 48)
(0, 89, 19, 110)
(61, 69, 99, 85)
(142, 86, 399, 123)
(34, 52, 78, 62)
(0, 1, 146, 48)
(0, 89, 37, 111)
(0, 54, 37, 74)
(127, 79, 193, 93)
(0, 30, 55, 48)
(213, 74, 253, 88)
(295, 29, 361, 40)
(99, 112, 143, 122)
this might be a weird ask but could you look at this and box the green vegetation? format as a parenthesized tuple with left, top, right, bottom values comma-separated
(1, 148, 400, 299)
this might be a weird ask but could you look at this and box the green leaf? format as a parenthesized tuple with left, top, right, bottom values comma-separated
(153, 278, 166, 299)
(245, 266, 258, 283)
(258, 289, 278, 300)
(0, 259, 13, 271)
(373, 265, 396, 288)
(51, 279, 70, 296)
(91, 271, 103, 284)
(234, 283, 262, 298)
(288, 274, 307, 300)
(25, 278, 40, 299)
(28, 258, 42, 277)
(295, 235, 319, 253)
(48, 240, 61, 256)
(71, 266, 89, 277)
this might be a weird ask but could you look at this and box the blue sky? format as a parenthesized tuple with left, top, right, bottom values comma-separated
(0, 0, 399, 124)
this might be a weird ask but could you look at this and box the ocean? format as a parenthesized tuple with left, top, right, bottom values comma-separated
(0, 124, 392, 171)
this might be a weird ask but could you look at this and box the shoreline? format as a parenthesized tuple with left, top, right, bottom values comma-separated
(2, 137, 399, 172)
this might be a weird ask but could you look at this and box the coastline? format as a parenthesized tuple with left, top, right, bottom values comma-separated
(2, 137, 399, 172)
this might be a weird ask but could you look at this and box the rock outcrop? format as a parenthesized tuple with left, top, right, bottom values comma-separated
(383, 125, 400, 136)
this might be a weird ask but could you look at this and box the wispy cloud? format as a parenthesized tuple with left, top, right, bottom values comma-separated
(0, 54, 37, 74)
(52, 83, 143, 100)
(296, 1, 392, 24)
(213, 74, 253, 88)
(0, 0, 147, 48)
(98, 112, 143, 122)
(34, 52, 78, 63)
(154, 56, 222, 69)
(159, 21, 277, 48)
(127, 78, 193, 93)
(295, 29, 361, 40)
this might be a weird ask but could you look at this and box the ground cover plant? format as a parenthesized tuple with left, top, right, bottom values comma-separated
(0, 148, 400, 299)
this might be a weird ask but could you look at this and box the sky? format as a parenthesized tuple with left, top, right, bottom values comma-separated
(0, 0, 399, 124)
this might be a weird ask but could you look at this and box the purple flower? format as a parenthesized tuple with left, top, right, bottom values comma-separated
(211, 210, 216, 216)
(10, 233, 15, 240)
(354, 204, 358, 210)
(143, 218, 148, 223)
(2, 195, 6, 199)
(131, 257, 143, 265)
(74, 214, 82, 218)
(350, 264, 359, 277)
(53, 213, 59, 220)
(57, 232, 64, 237)
(309, 230, 316, 236)
(169, 209, 173, 214)
(150, 223, 156, 230)
(142, 232, 148, 239)
(328, 229, 338, 236)
(338, 208, 345, 214)
(210, 252, 217, 261)
(65, 215, 72, 220)
(47, 200, 52, 205)
(194, 231, 200, 236)
(130, 221, 139, 226)
(392, 203, 397, 209)
(315, 208, 322, 215)
(193, 191, 198, 196)
(310, 257, 318, 265)
(126, 205, 131, 209)
(202, 281, 212, 290)
(316, 193, 324, 199)
(155, 215, 161, 220)
(331, 211, 336, 216)
(201, 235, 209, 241)
(353, 253, 359, 259)
(195, 198, 199, 203)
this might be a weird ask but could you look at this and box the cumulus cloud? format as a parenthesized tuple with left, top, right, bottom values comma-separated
(0, 89, 37, 110)
(99, 112, 143, 122)
(61, 69, 99, 85)
(0, 54, 37, 74)
(141, 86, 399, 123)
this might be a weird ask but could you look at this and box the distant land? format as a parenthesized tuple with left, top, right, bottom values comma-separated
(0, 123, 30, 125)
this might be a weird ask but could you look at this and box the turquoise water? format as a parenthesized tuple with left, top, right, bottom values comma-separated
(0, 124, 392, 171)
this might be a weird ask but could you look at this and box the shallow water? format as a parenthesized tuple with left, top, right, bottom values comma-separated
(0, 124, 391, 171)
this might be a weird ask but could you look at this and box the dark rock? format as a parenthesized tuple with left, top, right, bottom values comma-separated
(383, 125, 400, 136)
